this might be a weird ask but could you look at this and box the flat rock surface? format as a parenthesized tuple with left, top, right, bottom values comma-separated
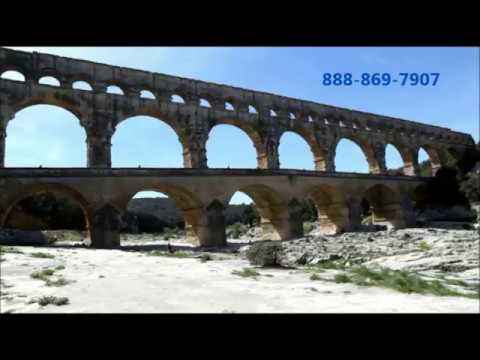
(1, 230, 478, 313)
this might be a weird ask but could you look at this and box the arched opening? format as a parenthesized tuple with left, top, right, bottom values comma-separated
(1, 70, 25, 82)
(270, 109, 278, 117)
(107, 85, 124, 95)
(112, 116, 183, 168)
(385, 144, 405, 175)
(227, 185, 290, 241)
(140, 90, 156, 99)
(335, 138, 369, 173)
(363, 184, 404, 229)
(309, 185, 349, 235)
(38, 76, 61, 87)
(123, 191, 187, 242)
(200, 99, 211, 108)
(72, 81, 93, 91)
(248, 105, 257, 114)
(171, 94, 185, 104)
(5, 105, 87, 167)
(289, 113, 296, 120)
(226, 191, 260, 240)
(225, 102, 235, 111)
(278, 131, 315, 170)
(2, 186, 91, 245)
(418, 147, 433, 176)
(206, 124, 258, 168)
(123, 185, 206, 246)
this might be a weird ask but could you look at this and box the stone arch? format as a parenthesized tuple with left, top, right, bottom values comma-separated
(8, 93, 88, 122)
(107, 85, 125, 95)
(1, 183, 92, 232)
(119, 183, 208, 246)
(72, 80, 93, 91)
(363, 184, 405, 228)
(112, 114, 184, 168)
(0, 64, 31, 81)
(38, 76, 61, 87)
(418, 145, 444, 175)
(207, 123, 258, 168)
(334, 137, 373, 173)
(280, 128, 326, 170)
(208, 118, 264, 168)
(385, 143, 406, 174)
(5, 103, 87, 167)
(308, 184, 349, 234)
(1, 70, 26, 82)
(227, 184, 291, 240)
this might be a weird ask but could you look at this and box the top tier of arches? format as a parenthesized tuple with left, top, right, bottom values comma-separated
(0, 47, 473, 148)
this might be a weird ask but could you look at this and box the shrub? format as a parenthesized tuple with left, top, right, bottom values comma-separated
(30, 268, 55, 280)
(303, 222, 315, 234)
(418, 240, 432, 251)
(232, 267, 260, 279)
(162, 227, 179, 240)
(30, 252, 55, 259)
(246, 241, 281, 267)
(227, 223, 244, 239)
(334, 273, 352, 283)
(37, 296, 69, 306)
(199, 253, 212, 263)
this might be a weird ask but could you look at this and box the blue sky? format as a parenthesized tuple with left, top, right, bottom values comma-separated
(2, 47, 479, 204)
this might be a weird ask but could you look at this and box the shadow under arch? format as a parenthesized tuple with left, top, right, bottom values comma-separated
(1, 183, 92, 235)
(363, 184, 405, 229)
(209, 117, 264, 168)
(308, 184, 349, 234)
(227, 184, 291, 240)
(119, 183, 208, 246)
(278, 130, 318, 170)
(335, 136, 379, 173)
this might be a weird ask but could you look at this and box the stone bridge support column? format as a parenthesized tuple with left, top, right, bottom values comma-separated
(84, 113, 115, 168)
(182, 130, 208, 168)
(88, 204, 121, 248)
(287, 198, 304, 239)
(256, 135, 279, 169)
(0, 120, 5, 168)
(317, 203, 351, 235)
(402, 148, 420, 176)
(370, 142, 387, 174)
(184, 200, 226, 247)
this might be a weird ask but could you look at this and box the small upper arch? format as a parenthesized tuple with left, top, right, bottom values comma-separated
(1, 69, 26, 82)
(38, 76, 61, 87)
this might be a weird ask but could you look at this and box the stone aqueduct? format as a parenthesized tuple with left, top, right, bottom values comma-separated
(0, 47, 475, 248)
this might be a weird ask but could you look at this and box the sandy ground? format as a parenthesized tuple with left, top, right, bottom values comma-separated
(1, 239, 478, 313)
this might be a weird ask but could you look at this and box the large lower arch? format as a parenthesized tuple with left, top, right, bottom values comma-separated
(308, 184, 350, 234)
(1, 183, 92, 233)
(207, 124, 258, 168)
(362, 184, 406, 229)
(117, 183, 215, 246)
(5, 104, 87, 167)
(227, 184, 297, 240)
(112, 115, 183, 167)
(278, 131, 316, 170)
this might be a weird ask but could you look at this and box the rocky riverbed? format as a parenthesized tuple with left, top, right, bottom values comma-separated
(1, 226, 478, 313)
